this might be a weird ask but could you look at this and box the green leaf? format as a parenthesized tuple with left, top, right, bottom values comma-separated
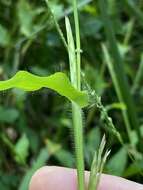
(106, 147, 127, 176)
(0, 106, 19, 124)
(19, 148, 49, 190)
(48, 2, 64, 19)
(46, 137, 74, 167)
(124, 159, 143, 177)
(81, 17, 102, 37)
(45, 139, 61, 155)
(17, 0, 35, 36)
(84, 64, 107, 95)
(55, 149, 75, 167)
(85, 127, 101, 166)
(0, 71, 88, 108)
(17, 0, 44, 37)
(14, 134, 29, 164)
(0, 24, 10, 47)
(86, 127, 101, 152)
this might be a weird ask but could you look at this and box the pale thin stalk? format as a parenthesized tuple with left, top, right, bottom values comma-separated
(73, 0, 81, 90)
(123, 19, 134, 46)
(45, 0, 68, 50)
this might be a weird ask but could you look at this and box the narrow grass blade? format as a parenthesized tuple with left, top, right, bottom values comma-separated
(0, 71, 88, 108)
(65, 17, 77, 87)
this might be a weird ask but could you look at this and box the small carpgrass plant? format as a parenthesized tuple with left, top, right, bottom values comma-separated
(0, 0, 111, 190)
(65, 7, 110, 189)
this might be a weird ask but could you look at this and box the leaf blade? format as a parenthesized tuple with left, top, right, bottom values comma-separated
(0, 71, 88, 108)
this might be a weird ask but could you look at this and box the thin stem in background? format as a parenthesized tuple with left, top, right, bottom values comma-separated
(132, 54, 143, 94)
(102, 44, 133, 146)
(123, 19, 134, 46)
(45, 0, 68, 50)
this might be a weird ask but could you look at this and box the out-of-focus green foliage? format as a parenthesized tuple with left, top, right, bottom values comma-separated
(0, 0, 143, 189)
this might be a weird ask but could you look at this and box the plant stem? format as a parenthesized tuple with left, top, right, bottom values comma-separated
(66, 1, 84, 188)
(72, 1, 84, 189)
(72, 103, 84, 190)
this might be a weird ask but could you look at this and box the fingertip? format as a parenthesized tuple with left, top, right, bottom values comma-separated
(29, 166, 77, 190)
(29, 166, 54, 190)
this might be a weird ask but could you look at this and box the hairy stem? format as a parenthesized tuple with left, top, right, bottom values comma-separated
(65, 2, 84, 188)
(72, 1, 84, 189)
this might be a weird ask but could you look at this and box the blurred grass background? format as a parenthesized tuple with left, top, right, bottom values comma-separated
(0, 0, 143, 189)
